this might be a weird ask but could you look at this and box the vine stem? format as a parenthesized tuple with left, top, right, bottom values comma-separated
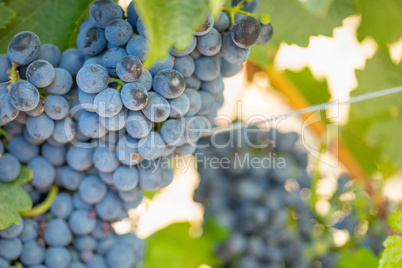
(20, 185, 59, 217)
(0, 127, 9, 138)
(7, 63, 19, 89)
(109, 77, 125, 92)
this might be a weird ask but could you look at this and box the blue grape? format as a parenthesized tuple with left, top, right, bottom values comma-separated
(201, 73, 224, 94)
(232, 0, 259, 13)
(231, 15, 261, 48)
(173, 55, 195, 78)
(148, 55, 174, 76)
(50, 192, 73, 219)
(118, 186, 143, 203)
(0, 216, 23, 238)
(90, 0, 123, 28)
(52, 119, 77, 144)
(0, 84, 7, 95)
(19, 218, 38, 242)
(126, 1, 139, 29)
(72, 192, 92, 210)
(84, 55, 103, 66)
(185, 75, 201, 90)
(0, 238, 23, 260)
(116, 55, 142, 82)
(93, 147, 120, 173)
(45, 247, 71, 268)
(59, 48, 84, 77)
(94, 88, 123, 118)
(97, 236, 117, 255)
(23, 128, 45, 145)
(116, 134, 141, 165)
(170, 37, 197, 57)
(61, 166, 85, 190)
(74, 236, 98, 251)
(106, 243, 135, 268)
(26, 113, 55, 140)
(161, 145, 176, 157)
(41, 142, 66, 166)
(136, 68, 152, 91)
(197, 28, 222, 56)
(26, 60, 55, 88)
(44, 95, 69, 120)
(36, 43, 61, 66)
(105, 19, 133, 46)
(98, 171, 114, 185)
(0, 54, 11, 82)
(214, 12, 230, 31)
(141, 92, 170, 123)
(198, 90, 217, 116)
(79, 175, 107, 204)
(139, 159, 173, 191)
(102, 47, 127, 76)
(4, 121, 23, 136)
(194, 14, 214, 36)
(257, 23, 273, 45)
(7, 31, 41, 65)
(70, 261, 86, 268)
(126, 35, 148, 61)
(7, 80, 40, 111)
(183, 116, 205, 144)
(15, 111, 27, 124)
(136, 17, 146, 37)
(78, 111, 108, 138)
(76, 64, 109, 94)
(222, 33, 250, 64)
(168, 93, 190, 118)
(78, 88, 96, 112)
(194, 56, 220, 81)
(87, 255, 107, 268)
(174, 143, 196, 157)
(112, 166, 139, 191)
(28, 156, 56, 190)
(121, 82, 148, 111)
(160, 119, 186, 146)
(76, 26, 107, 56)
(68, 209, 97, 235)
(95, 191, 123, 221)
(79, 18, 97, 32)
(66, 146, 94, 172)
(45, 68, 73, 95)
(0, 153, 21, 182)
(138, 131, 165, 159)
(44, 219, 72, 246)
(8, 135, 39, 163)
(214, 91, 224, 107)
(24, 102, 42, 120)
(221, 58, 242, 77)
(100, 107, 127, 131)
(191, 47, 202, 59)
(153, 69, 185, 99)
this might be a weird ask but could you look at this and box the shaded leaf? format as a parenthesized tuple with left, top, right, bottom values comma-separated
(0, 2, 15, 29)
(336, 247, 378, 268)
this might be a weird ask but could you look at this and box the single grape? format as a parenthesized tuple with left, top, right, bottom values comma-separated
(77, 88, 96, 112)
(19, 240, 45, 266)
(201, 73, 224, 94)
(0, 54, 12, 82)
(45, 67, 73, 95)
(194, 56, 221, 81)
(59, 48, 84, 77)
(79, 175, 107, 204)
(77, 26, 107, 56)
(90, 0, 124, 28)
(7, 80, 40, 112)
(160, 119, 186, 146)
(3, 120, 23, 136)
(35, 43, 61, 66)
(0, 153, 21, 182)
(105, 19, 133, 46)
(68, 209, 97, 235)
(45, 247, 71, 268)
(41, 142, 67, 166)
(173, 55, 195, 78)
(118, 187, 143, 203)
(7, 31, 41, 65)
(76, 64, 109, 94)
(126, 35, 149, 61)
(168, 93, 190, 118)
(185, 75, 201, 90)
(257, 23, 273, 45)
(139, 159, 173, 191)
(94, 88, 123, 118)
(136, 17, 146, 37)
(116, 55, 142, 82)
(74, 236, 98, 252)
(232, 0, 260, 13)
(78, 110, 108, 138)
(60, 166, 86, 190)
(121, 82, 148, 111)
(25, 100, 44, 117)
(136, 68, 152, 91)
(66, 146, 94, 172)
(106, 243, 135, 268)
(28, 156, 56, 190)
(100, 107, 127, 131)
(93, 146, 120, 173)
(19, 218, 38, 242)
(153, 69, 186, 99)
(0, 238, 23, 260)
(231, 15, 261, 48)
(26, 60, 55, 88)
(221, 58, 242, 77)
(87, 255, 107, 268)
(116, 134, 141, 165)
(194, 14, 214, 36)
(84, 55, 103, 66)
(191, 47, 202, 59)
(214, 12, 230, 31)
(148, 55, 174, 76)
(174, 143, 196, 157)
(141, 92, 170, 123)
(8, 135, 39, 163)
(50, 192, 73, 219)
(44, 95, 70, 120)
(52, 119, 77, 144)
(72, 192, 92, 210)
(126, 1, 139, 29)
(197, 28, 222, 56)
(79, 18, 97, 32)
(26, 113, 55, 140)
(138, 131, 165, 159)
(0, 216, 23, 238)
(102, 47, 127, 76)
(170, 37, 197, 57)
(112, 166, 139, 192)
(222, 32, 250, 64)
(96, 191, 123, 221)
(44, 219, 72, 246)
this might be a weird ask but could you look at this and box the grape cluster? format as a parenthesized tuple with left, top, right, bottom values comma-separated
(195, 129, 330, 268)
(0, 192, 144, 268)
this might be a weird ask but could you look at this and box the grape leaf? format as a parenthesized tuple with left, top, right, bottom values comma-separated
(356, 0, 402, 47)
(336, 248, 378, 268)
(387, 209, 402, 232)
(141, 219, 230, 268)
(0, 166, 32, 229)
(0, 2, 15, 29)
(379, 235, 402, 268)
(0, 0, 94, 53)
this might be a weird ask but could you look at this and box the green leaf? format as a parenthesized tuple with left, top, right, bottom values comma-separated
(379, 235, 402, 268)
(0, 0, 94, 53)
(141, 219, 230, 268)
(336, 248, 378, 268)
(387, 209, 402, 232)
(133, 0, 208, 68)
(249, 0, 356, 66)
(301, 0, 334, 16)
(0, 3, 15, 29)
(208, 0, 225, 19)
(284, 67, 331, 105)
(356, 0, 402, 47)
(0, 166, 32, 229)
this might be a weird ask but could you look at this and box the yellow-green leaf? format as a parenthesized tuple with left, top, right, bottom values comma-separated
(379, 235, 402, 268)
(0, 2, 15, 29)
(388, 209, 402, 232)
